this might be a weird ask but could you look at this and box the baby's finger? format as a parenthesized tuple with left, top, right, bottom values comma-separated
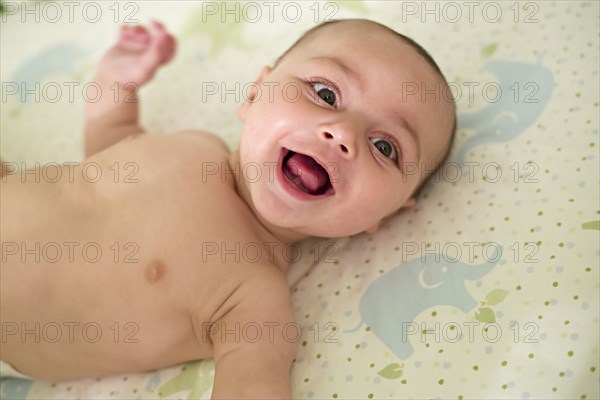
(162, 34, 176, 63)
(150, 20, 166, 34)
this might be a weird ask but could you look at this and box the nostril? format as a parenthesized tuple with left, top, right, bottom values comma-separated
(340, 144, 348, 153)
(324, 132, 333, 139)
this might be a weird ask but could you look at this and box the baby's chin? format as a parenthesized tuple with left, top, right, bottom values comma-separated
(256, 207, 370, 240)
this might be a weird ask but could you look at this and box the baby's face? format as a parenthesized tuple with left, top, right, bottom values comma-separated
(238, 21, 454, 238)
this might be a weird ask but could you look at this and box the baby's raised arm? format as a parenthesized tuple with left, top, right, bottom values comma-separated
(84, 21, 175, 157)
(196, 269, 297, 399)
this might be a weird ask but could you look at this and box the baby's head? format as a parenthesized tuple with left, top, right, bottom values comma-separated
(237, 19, 456, 240)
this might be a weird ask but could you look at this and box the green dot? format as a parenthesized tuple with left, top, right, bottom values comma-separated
(501, 361, 508, 366)
(559, 243, 565, 247)
(316, 354, 321, 359)
(438, 379, 444, 385)
(591, 367, 596, 372)
(502, 384, 508, 389)
(355, 344, 360, 349)
(552, 387, 557, 392)
(544, 301, 550, 306)
(432, 311, 437, 316)
(528, 353, 535, 358)
(568, 351, 574, 357)
(537, 211, 543, 216)
(401, 379, 407, 384)
(473, 365, 479, 371)
(564, 320, 570, 325)
(553, 282, 559, 287)
(333, 394, 338, 399)
(585, 267, 591, 272)
(369, 363, 375, 368)
(368, 394, 374, 399)
(304, 378, 309, 382)
(559, 371, 565, 377)
(347, 357, 352, 362)
(573, 295, 579, 300)
(458, 396, 464, 400)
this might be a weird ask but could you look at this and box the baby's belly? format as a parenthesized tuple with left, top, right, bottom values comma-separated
(1, 246, 213, 380)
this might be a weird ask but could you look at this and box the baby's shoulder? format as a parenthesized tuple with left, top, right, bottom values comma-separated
(171, 130, 230, 155)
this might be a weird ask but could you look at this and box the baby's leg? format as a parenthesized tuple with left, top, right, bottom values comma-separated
(84, 21, 175, 157)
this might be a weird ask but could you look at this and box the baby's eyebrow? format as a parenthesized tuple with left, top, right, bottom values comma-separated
(309, 56, 365, 91)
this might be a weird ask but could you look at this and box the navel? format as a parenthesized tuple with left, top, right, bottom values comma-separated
(145, 259, 166, 284)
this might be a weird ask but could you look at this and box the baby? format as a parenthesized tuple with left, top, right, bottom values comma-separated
(0, 19, 455, 399)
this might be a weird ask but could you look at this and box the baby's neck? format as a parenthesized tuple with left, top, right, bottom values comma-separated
(228, 150, 309, 246)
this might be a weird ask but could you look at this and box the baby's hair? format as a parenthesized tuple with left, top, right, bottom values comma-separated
(274, 19, 457, 199)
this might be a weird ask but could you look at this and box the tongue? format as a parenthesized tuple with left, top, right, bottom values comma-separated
(284, 153, 329, 194)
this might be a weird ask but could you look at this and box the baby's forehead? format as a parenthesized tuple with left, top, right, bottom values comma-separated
(291, 24, 432, 78)
(301, 21, 409, 53)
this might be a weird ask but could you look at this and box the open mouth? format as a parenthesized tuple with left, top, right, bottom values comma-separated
(281, 148, 335, 196)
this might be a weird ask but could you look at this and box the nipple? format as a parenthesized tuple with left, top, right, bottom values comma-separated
(145, 260, 166, 284)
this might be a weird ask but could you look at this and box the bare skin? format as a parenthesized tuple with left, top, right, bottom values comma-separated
(0, 20, 455, 399)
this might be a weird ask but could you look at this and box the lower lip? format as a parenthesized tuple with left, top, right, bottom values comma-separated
(276, 148, 333, 201)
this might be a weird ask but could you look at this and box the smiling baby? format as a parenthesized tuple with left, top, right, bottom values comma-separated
(0, 19, 455, 399)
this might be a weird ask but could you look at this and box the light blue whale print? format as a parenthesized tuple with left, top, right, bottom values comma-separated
(348, 246, 500, 360)
(11, 43, 87, 104)
(0, 377, 33, 400)
(454, 57, 555, 164)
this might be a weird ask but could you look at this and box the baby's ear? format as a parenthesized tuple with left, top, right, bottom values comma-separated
(364, 222, 381, 235)
(238, 66, 273, 121)
(402, 197, 416, 209)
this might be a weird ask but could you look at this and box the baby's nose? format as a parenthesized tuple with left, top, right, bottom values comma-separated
(320, 128, 356, 159)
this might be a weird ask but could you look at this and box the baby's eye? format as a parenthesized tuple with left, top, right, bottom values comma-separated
(312, 82, 337, 106)
(370, 138, 398, 161)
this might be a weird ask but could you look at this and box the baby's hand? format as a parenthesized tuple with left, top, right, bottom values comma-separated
(96, 21, 176, 88)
